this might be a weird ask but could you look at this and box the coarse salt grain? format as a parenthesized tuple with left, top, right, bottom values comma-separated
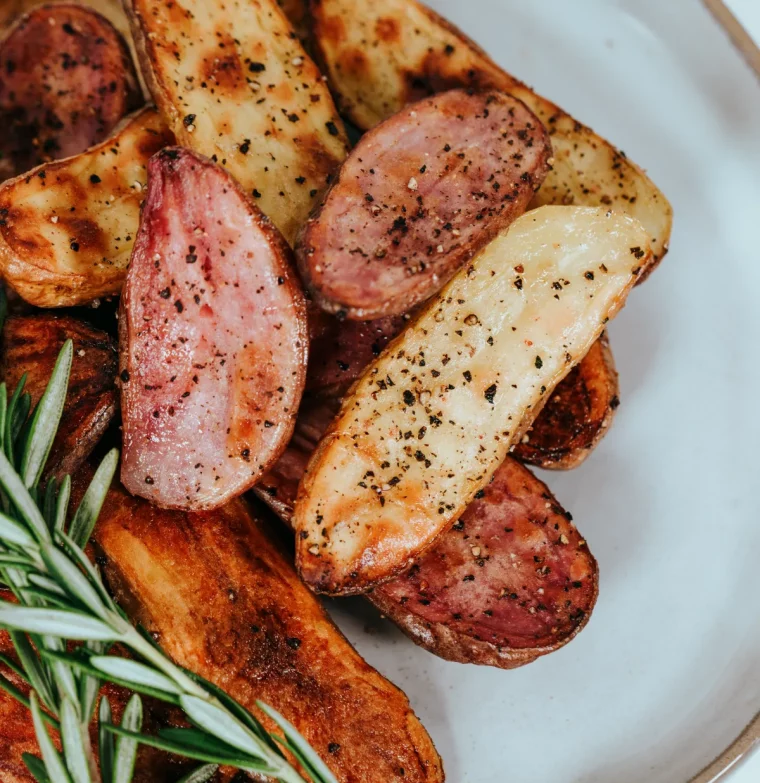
(407, 177, 418, 191)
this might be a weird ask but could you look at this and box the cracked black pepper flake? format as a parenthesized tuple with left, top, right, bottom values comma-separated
(249, 61, 266, 72)
(463, 370, 472, 382)
(144, 476, 154, 485)
(252, 189, 262, 198)
(159, 287, 170, 299)
(535, 355, 543, 369)
(484, 384, 497, 404)
(70, 242, 80, 252)
(585, 271, 595, 280)
(89, 174, 101, 184)
(183, 114, 196, 127)
(286, 637, 301, 650)
(403, 390, 415, 406)
(120, 370, 130, 383)
(326, 121, 339, 136)
(328, 743, 341, 754)
(186, 253, 197, 263)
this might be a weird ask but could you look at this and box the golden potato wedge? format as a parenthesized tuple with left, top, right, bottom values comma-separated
(294, 205, 652, 595)
(124, 0, 349, 245)
(94, 486, 444, 783)
(311, 0, 672, 274)
(513, 331, 620, 470)
(0, 107, 174, 307)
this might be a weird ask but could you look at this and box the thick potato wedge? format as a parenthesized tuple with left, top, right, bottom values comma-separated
(0, 106, 174, 308)
(311, 0, 672, 274)
(294, 205, 652, 595)
(124, 0, 349, 246)
(298, 88, 551, 319)
(120, 147, 307, 511)
(93, 485, 444, 783)
(513, 331, 620, 469)
(258, 400, 598, 669)
(0, 314, 118, 480)
(0, 4, 141, 181)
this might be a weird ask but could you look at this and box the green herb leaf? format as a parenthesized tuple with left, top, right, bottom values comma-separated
(30, 692, 73, 783)
(40, 543, 110, 621)
(112, 694, 142, 783)
(90, 656, 182, 696)
(20, 339, 72, 490)
(9, 631, 56, 713)
(0, 510, 39, 549)
(0, 449, 49, 543)
(98, 697, 114, 783)
(22, 752, 53, 783)
(68, 449, 118, 548)
(0, 605, 117, 641)
(175, 764, 219, 783)
(60, 697, 93, 783)
(258, 701, 339, 783)
(54, 476, 71, 534)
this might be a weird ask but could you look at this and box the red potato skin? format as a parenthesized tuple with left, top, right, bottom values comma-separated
(256, 400, 598, 669)
(0, 4, 142, 181)
(120, 147, 308, 511)
(297, 88, 551, 320)
(0, 313, 118, 481)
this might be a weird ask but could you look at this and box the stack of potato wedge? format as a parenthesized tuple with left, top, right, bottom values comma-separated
(0, 0, 671, 780)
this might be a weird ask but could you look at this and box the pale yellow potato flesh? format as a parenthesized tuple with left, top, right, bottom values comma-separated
(311, 0, 672, 271)
(0, 107, 173, 308)
(125, 0, 349, 246)
(294, 206, 652, 595)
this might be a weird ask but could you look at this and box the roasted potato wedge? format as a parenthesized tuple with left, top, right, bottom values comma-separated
(0, 107, 173, 308)
(120, 147, 308, 511)
(0, 314, 118, 480)
(513, 331, 620, 469)
(124, 0, 349, 246)
(0, 4, 141, 182)
(294, 206, 651, 595)
(258, 400, 598, 669)
(94, 486, 444, 783)
(297, 88, 551, 319)
(311, 0, 672, 274)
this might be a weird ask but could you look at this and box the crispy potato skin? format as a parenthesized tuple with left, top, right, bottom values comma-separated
(258, 401, 597, 669)
(0, 4, 141, 181)
(0, 107, 174, 308)
(513, 332, 620, 469)
(124, 0, 349, 246)
(294, 206, 651, 595)
(0, 314, 118, 480)
(310, 0, 672, 276)
(120, 147, 308, 511)
(297, 89, 551, 319)
(93, 487, 444, 783)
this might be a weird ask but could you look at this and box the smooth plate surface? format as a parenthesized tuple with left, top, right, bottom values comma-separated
(319, 1, 760, 781)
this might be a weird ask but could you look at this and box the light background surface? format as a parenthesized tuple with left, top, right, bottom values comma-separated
(324, 1, 760, 781)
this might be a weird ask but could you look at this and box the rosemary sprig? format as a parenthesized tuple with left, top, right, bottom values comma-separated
(0, 311, 337, 783)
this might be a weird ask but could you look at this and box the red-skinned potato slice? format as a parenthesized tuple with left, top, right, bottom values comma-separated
(120, 147, 308, 511)
(257, 399, 598, 669)
(0, 314, 118, 481)
(93, 485, 444, 783)
(513, 331, 620, 469)
(310, 0, 672, 279)
(297, 88, 551, 320)
(0, 4, 141, 181)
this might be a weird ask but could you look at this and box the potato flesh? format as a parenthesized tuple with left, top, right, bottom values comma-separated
(295, 206, 652, 594)
(126, 0, 349, 246)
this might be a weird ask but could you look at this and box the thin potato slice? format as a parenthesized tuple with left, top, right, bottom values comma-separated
(513, 331, 620, 469)
(0, 107, 174, 307)
(0, 4, 141, 181)
(124, 0, 349, 245)
(294, 206, 652, 595)
(311, 0, 672, 273)
(120, 147, 308, 511)
(297, 88, 551, 319)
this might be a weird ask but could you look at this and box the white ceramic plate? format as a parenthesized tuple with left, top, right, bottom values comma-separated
(323, 1, 760, 781)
